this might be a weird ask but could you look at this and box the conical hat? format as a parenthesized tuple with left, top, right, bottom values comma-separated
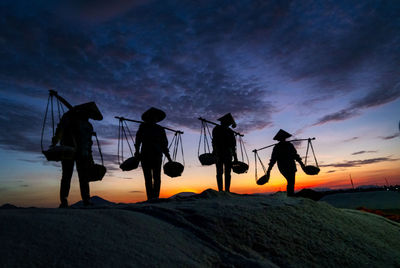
(141, 107, 166, 123)
(73, 102, 103, 121)
(273, 129, 292, 141)
(217, 113, 236, 128)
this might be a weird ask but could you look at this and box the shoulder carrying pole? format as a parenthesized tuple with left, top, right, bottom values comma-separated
(252, 137, 315, 153)
(198, 117, 244, 137)
(115, 116, 184, 134)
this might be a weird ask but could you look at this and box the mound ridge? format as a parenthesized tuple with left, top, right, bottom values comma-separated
(1, 189, 399, 267)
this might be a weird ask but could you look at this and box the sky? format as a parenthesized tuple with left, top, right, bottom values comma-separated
(0, 0, 399, 207)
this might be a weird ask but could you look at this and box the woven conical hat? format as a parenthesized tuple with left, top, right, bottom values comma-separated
(73, 102, 103, 121)
(141, 107, 166, 123)
(217, 113, 236, 128)
(273, 129, 292, 141)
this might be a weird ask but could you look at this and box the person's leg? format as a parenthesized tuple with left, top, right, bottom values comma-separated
(224, 159, 232, 192)
(215, 158, 223, 191)
(76, 157, 91, 204)
(141, 160, 154, 200)
(152, 157, 162, 199)
(60, 160, 74, 207)
(285, 172, 296, 196)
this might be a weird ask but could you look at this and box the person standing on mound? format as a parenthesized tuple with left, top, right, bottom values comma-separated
(266, 129, 304, 197)
(52, 101, 103, 208)
(135, 107, 172, 200)
(212, 113, 238, 192)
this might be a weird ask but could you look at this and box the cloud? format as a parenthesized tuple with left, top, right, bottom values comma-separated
(129, 190, 144, 194)
(379, 133, 400, 140)
(0, 0, 399, 155)
(320, 157, 398, 168)
(343, 137, 359, 142)
(351, 150, 377, 155)
(326, 170, 336, 173)
(314, 83, 400, 126)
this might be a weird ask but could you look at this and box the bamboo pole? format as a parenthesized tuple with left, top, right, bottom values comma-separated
(115, 116, 184, 134)
(252, 137, 316, 152)
(198, 117, 244, 137)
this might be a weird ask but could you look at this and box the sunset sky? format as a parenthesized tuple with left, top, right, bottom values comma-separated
(1, 0, 399, 207)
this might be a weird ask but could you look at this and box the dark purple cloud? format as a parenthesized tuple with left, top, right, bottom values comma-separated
(343, 137, 359, 142)
(351, 150, 377, 155)
(0, 0, 399, 155)
(320, 157, 398, 168)
(314, 82, 400, 126)
(379, 133, 400, 140)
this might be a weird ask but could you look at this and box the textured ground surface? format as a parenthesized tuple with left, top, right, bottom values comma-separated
(1, 189, 400, 267)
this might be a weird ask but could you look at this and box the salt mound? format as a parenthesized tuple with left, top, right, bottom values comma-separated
(1, 189, 399, 267)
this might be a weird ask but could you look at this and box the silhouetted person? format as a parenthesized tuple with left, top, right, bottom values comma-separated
(135, 107, 172, 200)
(52, 102, 103, 208)
(266, 129, 304, 196)
(212, 113, 238, 192)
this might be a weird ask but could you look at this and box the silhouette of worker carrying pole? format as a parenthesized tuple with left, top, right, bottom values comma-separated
(200, 114, 241, 192)
(265, 129, 305, 196)
(132, 108, 173, 200)
(49, 90, 103, 208)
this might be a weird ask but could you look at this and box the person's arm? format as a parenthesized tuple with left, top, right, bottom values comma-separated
(231, 131, 238, 162)
(161, 128, 172, 162)
(134, 124, 143, 157)
(52, 113, 68, 146)
(49, 90, 73, 110)
(267, 146, 277, 174)
(211, 127, 219, 155)
(292, 144, 304, 167)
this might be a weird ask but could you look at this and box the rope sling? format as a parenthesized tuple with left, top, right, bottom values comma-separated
(41, 90, 106, 181)
(117, 118, 139, 171)
(163, 131, 185, 178)
(253, 137, 320, 185)
(41, 92, 75, 162)
(115, 116, 185, 177)
(232, 135, 249, 174)
(197, 120, 216, 165)
(197, 117, 249, 174)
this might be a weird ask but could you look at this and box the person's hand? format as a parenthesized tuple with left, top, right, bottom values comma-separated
(49, 89, 58, 96)
(51, 137, 57, 147)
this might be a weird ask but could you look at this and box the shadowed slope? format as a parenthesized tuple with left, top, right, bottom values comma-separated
(1, 189, 399, 267)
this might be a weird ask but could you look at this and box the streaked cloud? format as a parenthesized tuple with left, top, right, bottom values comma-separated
(320, 157, 398, 168)
(351, 150, 377, 155)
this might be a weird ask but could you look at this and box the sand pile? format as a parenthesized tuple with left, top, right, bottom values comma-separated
(1, 189, 399, 267)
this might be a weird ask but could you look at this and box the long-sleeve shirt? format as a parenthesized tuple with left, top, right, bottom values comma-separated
(53, 111, 93, 158)
(212, 125, 236, 158)
(269, 141, 301, 174)
(135, 123, 169, 159)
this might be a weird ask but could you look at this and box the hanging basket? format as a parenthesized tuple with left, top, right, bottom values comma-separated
(302, 165, 320, 175)
(256, 173, 270, 185)
(42, 146, 76, 162)
(163, 161, 184, 178)
(120, 156, 140, 171)
(303, 138, 320, 175)
(199, 153, 216, 166)
(89, 164, 107, 182)
(88, 133, 107, 182)
(232, 161, 248, 174)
